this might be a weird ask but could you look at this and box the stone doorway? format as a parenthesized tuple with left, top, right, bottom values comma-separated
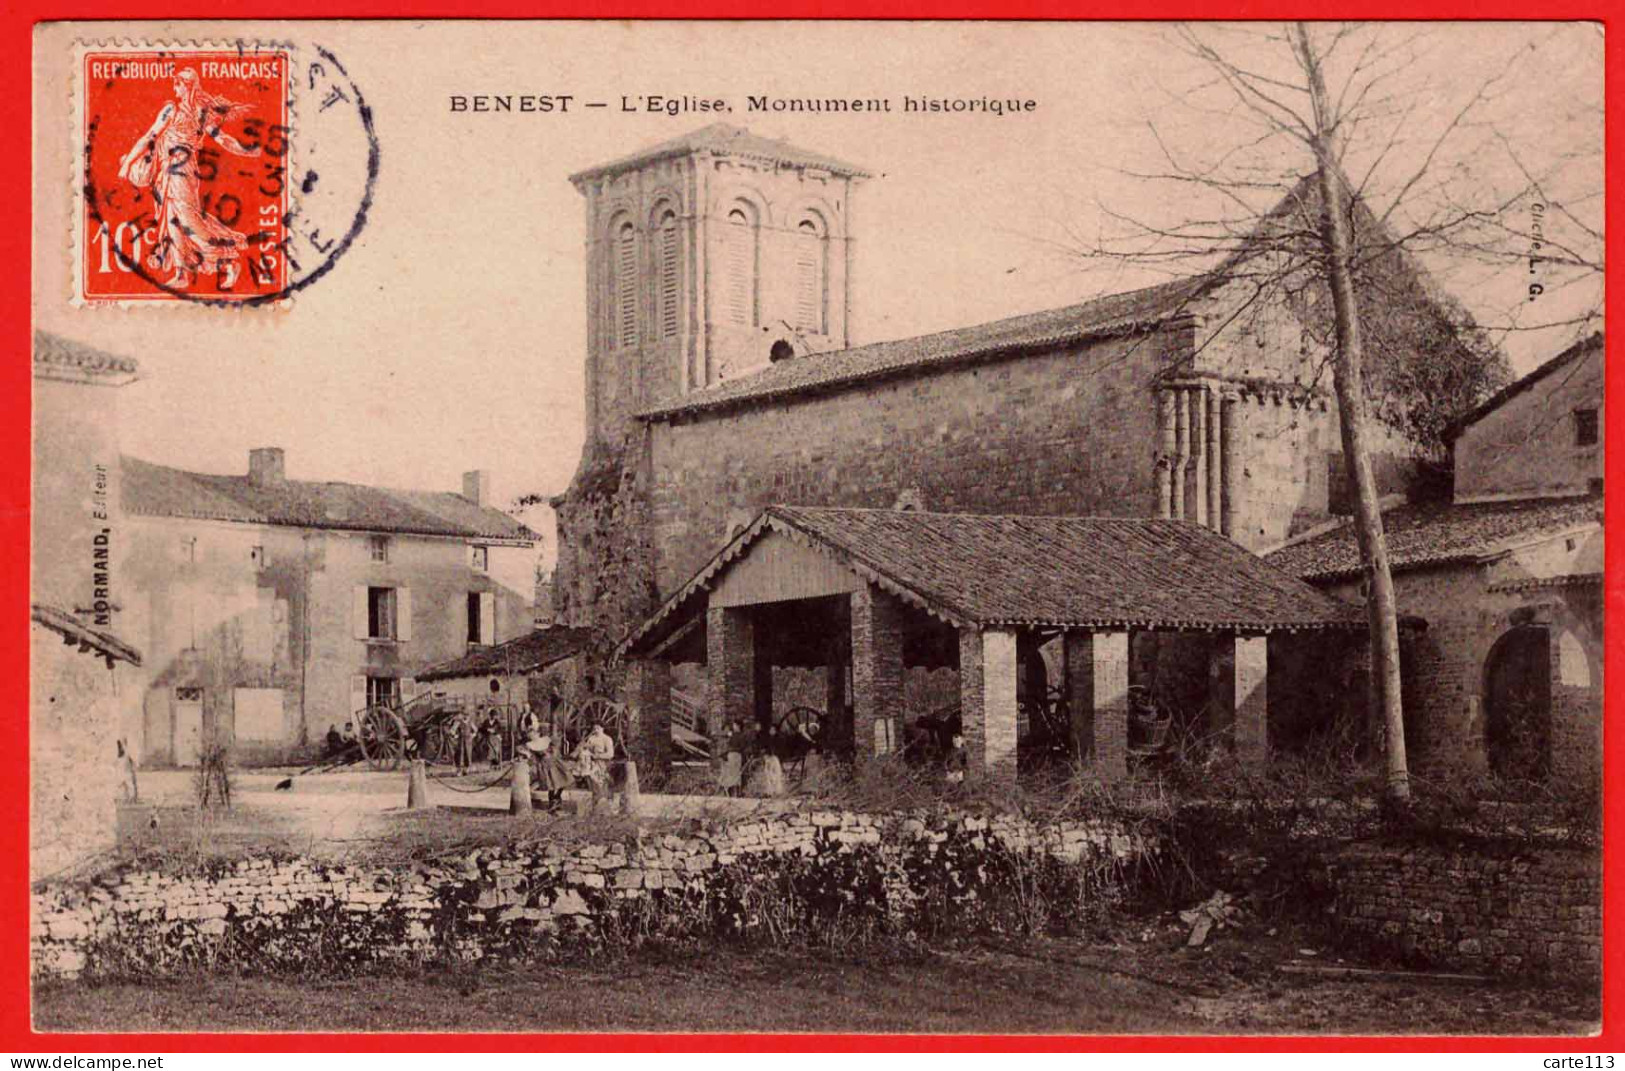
(1483, 625, 1552, 781)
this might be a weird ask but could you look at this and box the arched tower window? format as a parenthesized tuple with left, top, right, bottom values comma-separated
(610, 217, 638, 350)
(722, 205, 758, 329)
(793, 215, 828, 334)
(653, 207, 680, 340)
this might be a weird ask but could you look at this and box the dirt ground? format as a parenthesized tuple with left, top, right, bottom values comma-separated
(33, 923, 1599, 1037)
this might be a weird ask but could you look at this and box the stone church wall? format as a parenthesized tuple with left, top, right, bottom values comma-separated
(643, 329, 1180, 601)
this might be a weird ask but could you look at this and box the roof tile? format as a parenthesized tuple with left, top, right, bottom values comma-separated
(626, 506, 1366, 654)
(121, 456, 538, 542)
(1265, 495, 1603, 581)
(640, 278, 1209, 420)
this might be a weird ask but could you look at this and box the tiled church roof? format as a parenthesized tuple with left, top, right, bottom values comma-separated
(1265, 495, 1603, 583)
(570, 122, 871, 184)
(121, 456, 538, 543)
(639, 277, 1211, 421)
(623, 506, 1366, 655)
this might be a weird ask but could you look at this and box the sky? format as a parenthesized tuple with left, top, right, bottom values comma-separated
(34, 21, 1604, 560)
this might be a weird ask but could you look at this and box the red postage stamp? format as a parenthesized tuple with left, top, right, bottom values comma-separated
(78, 47, 292, 303)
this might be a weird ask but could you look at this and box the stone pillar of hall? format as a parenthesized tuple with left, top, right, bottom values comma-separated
(1064, 630, 1131, 781)
(850, 584, 906, 762)
(626, 657, 674, 773)
(1212, 633, 1269, 769)
(959, 627, 1020, 783)
(706, 605, 756, 736)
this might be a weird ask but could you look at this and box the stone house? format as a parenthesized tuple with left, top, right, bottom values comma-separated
(31, 333, 146, 877)
(549, 125, 1474, 748)
(119, 452, 539, 767)
(1267, 333, 1604, 780)
(417, 624, 598, 715)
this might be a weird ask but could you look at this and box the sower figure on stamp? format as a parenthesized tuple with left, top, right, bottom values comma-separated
(117, 68, 263, 290)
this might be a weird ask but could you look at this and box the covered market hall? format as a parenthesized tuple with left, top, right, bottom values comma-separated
(619, 506, 1383, 784)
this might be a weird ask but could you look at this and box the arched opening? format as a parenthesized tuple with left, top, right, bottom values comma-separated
(653, 207, 680, 340)
(722, 205, 758, 329)
(609, 217, 638, 350)
(792, 216, 827, 334)
(1483, 625, 1552, 782)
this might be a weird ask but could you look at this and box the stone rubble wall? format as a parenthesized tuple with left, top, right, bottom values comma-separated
(31, 810, 1153, 980)
(1329, 842, 1600, 977)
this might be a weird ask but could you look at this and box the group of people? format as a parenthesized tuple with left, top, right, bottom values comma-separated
(518, 715, 615, 808)
(323, 722, 357, 757)
(446, 707, 511, 775)
(710, 713, 823, 795)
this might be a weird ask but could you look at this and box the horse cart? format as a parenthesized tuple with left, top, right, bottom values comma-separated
(350, 691, 634, 772)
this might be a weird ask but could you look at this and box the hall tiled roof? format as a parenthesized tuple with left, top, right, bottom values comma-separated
(1265, 494, 1603, 582)
(418, 626, 598, 682)
(121, 456, 537, 543)
(622, 506, 1366, 655)
(638, 277, 1211, 420)
(569, 123, 870, 184)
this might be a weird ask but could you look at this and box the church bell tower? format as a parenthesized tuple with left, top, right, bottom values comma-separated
(568, 123, 871, 445)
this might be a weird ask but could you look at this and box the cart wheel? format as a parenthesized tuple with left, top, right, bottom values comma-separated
(776, 705, 824, 737)
(359, 706, 407, 771)
(573, 696, 630, 753)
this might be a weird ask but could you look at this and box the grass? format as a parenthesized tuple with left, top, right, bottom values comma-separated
(33, 929, 1599, 1036)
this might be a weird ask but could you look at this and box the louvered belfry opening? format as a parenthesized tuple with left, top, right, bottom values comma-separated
(612, 219, 638, 350)
(793, 217, 825, 335)
(723, 206, 756, 330)
(655, 209, 680, 341)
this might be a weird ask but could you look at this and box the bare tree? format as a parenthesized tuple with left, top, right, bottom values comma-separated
(1068, 22, 1600, 802)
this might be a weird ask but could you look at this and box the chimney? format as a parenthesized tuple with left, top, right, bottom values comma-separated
(248, 447, 285, 485)
(462, 469, 490, 508)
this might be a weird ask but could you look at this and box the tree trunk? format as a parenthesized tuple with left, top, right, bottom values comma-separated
(1297, 23, 1410, 801)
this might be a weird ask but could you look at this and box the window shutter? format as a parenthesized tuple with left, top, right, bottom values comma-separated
(397, 587, 412, 642)
(480, 591, 496, 646)
(794, 224, 824, 333)
(401, 677, 417, 703)
(350, 675, 367, 715)
(615, 224, 638, 349)
(657, 217, 679, 339)
(724, 213, 753, 328)
(352, 585, 369, 640)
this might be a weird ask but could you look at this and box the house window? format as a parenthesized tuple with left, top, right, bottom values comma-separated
(470, 545, 488, 572)
(367, 587, 397, 640)
(467, 591, 495, 645)
(250, 545, 268, 568)
(1574, 408, 1599, 447)
(180, 537, 196, 564)
(368, 535, 390, 563)
(366, 676, 401, 709)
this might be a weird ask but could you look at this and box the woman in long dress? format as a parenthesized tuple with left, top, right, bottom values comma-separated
(117, 68, 264, 289)
(525, 730, 571, 807)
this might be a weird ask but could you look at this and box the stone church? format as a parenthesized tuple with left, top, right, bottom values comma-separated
(549, 123, 1472, 774)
